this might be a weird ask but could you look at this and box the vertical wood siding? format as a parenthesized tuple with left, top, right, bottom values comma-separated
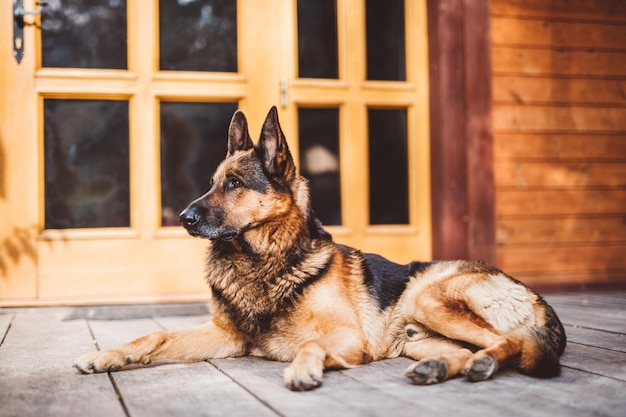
(428, 0, 496, 264)
(491, 0, 626, 287)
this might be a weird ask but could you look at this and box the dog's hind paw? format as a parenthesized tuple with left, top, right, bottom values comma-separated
(405, 359, 447, 385)
(464, 355, 497, 382)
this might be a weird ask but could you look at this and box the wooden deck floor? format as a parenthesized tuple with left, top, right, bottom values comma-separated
(1, 290, 625, 417)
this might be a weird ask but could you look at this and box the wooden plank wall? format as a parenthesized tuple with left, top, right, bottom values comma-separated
(490, 0, 626, 287)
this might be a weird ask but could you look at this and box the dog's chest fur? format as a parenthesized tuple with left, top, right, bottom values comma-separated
(205, 236, 336, 336)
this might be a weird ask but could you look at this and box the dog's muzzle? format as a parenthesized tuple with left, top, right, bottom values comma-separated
(179, 206, 237, 241)
(179, 207, 201, 229)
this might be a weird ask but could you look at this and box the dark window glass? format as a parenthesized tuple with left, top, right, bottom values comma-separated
(365, 0, 405, 81)
(159, 0, 237, 72)
(41, 0, 127, 69)
(160, 101, 237, 226)
(44, 99, 130, 229)
(368, 108, 408, 224)
(298, 108, 341, 225)
(297, 0, 338, 79)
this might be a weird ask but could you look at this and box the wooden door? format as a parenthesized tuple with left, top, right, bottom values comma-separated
(0, 0, 430, 305)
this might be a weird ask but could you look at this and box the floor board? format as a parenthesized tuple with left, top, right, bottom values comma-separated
(563, 325, 626, 352)
(0, 309, 126, 417)
(1, 291, 625, 417)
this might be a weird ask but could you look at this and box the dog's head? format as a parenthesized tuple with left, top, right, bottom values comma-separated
(179, 106, 304, 241)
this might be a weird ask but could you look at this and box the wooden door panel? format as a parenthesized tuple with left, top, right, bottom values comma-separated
(37, 239, 208, 302)
(0, 0, 431, 304)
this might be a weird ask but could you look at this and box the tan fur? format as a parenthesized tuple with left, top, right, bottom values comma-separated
(74, 107, 565, 390)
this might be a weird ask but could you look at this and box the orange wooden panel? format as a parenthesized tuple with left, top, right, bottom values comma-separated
(36, 238, 210, 303)
(502, 268, 626, 287)
(492, 47, 626, 78)
(495, 161, 626, 187)
(492, 17, 626, 50)
(493, 105, 626, 132)
(492, 0, 626, 23)
(492, 76, 626, 105)
(498, 244, 626, 273)
(496, 190, 626, 215)
(496, 217, 626, 245)
(494, 134, 626, 160)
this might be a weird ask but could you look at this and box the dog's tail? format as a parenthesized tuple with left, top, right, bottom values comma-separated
(519, 302, 567, 378)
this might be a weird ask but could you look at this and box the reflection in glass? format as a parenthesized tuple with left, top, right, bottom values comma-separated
(160, 102, 238, 226)
(297, 0, 338, 79)
(159, 0, 237, 72)
(368, 108, 408, 224)
(365, 0, 405, 81)
(298, 108, 341, 225)
(41, 0, 127, 69)
(44, 99, 130, 229)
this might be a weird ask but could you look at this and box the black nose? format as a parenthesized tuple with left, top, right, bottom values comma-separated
(179, 207, 200, 227)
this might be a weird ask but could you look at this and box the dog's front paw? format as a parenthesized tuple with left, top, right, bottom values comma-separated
(73, 350, 129, 374)
(284, 362, 323, 391)
(405, 359, 448, 385)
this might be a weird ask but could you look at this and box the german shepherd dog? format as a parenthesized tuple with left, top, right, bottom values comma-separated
(74, 107, 566, 390)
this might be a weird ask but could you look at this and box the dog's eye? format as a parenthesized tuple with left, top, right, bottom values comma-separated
(208, 178, 214, 189)
(226, 178, 242, 190)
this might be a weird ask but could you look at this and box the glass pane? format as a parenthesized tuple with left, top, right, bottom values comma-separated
(368, 108, 408, 224)
(159, 0, 237, 72)
(160, 101, 238, 226)
(41, 0, 127, 69)
(297, 0, 338, 79)
(365, 0, 405, 81)
(44, 99, 130, 229)
(298, 108, 341, 225)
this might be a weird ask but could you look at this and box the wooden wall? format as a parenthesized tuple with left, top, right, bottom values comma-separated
(490, 0, 626, 287)
(428, 0, 496, 265)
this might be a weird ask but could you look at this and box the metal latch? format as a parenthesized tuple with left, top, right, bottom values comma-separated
(13, 1, 48, 64)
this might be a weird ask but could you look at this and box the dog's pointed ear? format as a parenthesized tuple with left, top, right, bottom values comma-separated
(257, 106, 296, 181)
(227, 110, 253, 157)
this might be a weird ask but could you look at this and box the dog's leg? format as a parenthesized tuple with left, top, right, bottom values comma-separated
(73, 321, 247, 374)
(283, 340, 326, 391)
(403, 336, 474, 385)
(284, 329, 364, 391)
(412, 294, 523, 381)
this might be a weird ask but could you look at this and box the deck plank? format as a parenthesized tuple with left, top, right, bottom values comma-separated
(2, 291, 626, 417)
(548, 296, 626, 314)
(339, 358, 626, 417)
(0, 309, 126, 417)
(563, 325, 626, 353)
(153, 314, 212, 331)
(64, 303, 210, 321)
(334, 359, 561, 417)
(476, 368, 626, 417)
(213, 354, 625, 417)
(561, 343, 626, 381)
(548, 305, 625, 333)
(545, 292, 626, 309)
(212, 356, 423, 417)
(112, 361, 279, 417)
(87, 317, 166, 350)
(0, 312, 13, 342)
(87, 318, 279, 417)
